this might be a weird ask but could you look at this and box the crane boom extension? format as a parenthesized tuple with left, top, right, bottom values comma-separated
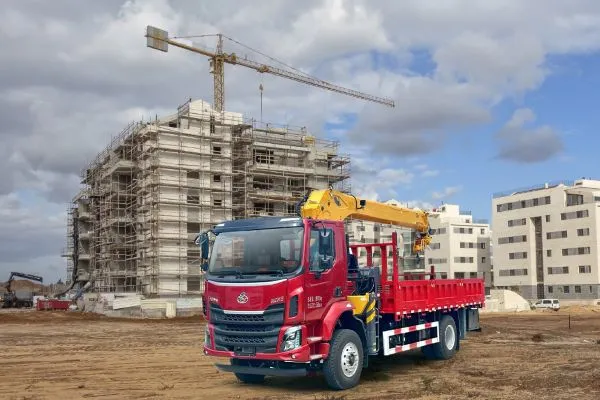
(300, 189, 433, 252)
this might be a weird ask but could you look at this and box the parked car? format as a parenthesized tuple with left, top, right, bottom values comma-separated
(532, 298, 560, 311)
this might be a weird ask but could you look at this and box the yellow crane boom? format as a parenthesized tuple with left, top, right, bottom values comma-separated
(300, 189, 433, 253)
(145, 26, 395, 112)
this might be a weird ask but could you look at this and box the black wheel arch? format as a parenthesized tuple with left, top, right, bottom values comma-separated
(334, 311, 369, 368)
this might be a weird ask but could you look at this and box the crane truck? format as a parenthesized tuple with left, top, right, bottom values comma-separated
(2, 272, 44, 308)
(198, 189, 485, 390)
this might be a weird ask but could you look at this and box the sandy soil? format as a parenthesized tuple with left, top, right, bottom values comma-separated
(1, 307, 599, 400)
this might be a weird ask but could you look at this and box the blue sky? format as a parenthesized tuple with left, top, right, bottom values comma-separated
(324, 51, 600, 222)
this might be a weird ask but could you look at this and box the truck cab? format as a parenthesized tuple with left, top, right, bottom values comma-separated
(202, 216, 350, 370)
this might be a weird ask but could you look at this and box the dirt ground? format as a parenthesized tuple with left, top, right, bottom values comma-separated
(1, 307, 599, 400)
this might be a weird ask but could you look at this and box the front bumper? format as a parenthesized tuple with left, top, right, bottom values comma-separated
(204, 343, 312, 363)
(215, 362, 308, 377)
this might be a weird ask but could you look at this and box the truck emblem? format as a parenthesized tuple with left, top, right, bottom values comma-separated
(237, 292, 249, 304)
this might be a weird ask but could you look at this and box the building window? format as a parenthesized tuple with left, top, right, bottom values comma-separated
(287, 204, 296, 214)
(454, 257, 474, 263)
(507, 218, 526, 227)
(469, 272, 478, 278)
(590, 286, 594, 293)
(213, 199, 223, 206)
(454, 227, 473, 234)
(428, 258, 447, 264)
(561, 210, 589, 220)
(575, 285, 582, 294)
(577, 228, 590, 236)
(431, 243, 441, 250)
(254, 149, 274, 164)
(212, 146, 222, 155)
(213, 174, 221, 182)
(546, 230, 567, 240)
(562, 247, 591, 256)
(563, 286, 570, 294)
(454, 272, 465, 279)
(547, 266, 569, 275)
(481, 257, 486, 264)
(548, 286, 553, 294)
(545, 215, 551, 222)
(479, 242, 486, 249)
(480, 228, 485, 234)
(187, 192, 200, 204)
(498, 268, 528, 277)
(187, 170, 200, 180)
(497, 196, 551, 212)
(579, 265, 591, 273)
(547, 249, 552, 257)
(498, 235, 527, 244)
(509, 252, 527, 260)
(566, 193, 584, 206)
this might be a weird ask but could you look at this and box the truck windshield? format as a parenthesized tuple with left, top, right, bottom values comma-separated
(209, 227, 304, 275)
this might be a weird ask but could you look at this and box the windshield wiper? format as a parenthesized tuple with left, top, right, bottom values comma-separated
(214, 268, 244, 278)
(253, 269, 286, 277)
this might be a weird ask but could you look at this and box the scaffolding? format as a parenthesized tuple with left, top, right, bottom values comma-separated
(232, 121, 351, 219)
(65, 98, 351, 297)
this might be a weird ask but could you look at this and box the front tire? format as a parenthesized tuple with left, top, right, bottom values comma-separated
(323, 329, 363, 390)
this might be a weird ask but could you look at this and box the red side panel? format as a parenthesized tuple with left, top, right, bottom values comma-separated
(382, 278, 486, 316)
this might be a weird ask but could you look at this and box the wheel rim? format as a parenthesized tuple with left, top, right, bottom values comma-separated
(341, 342, 359, 378)
(444, 324, 456, 350)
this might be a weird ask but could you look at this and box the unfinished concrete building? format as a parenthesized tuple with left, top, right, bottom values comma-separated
(64, 99, 350, 297)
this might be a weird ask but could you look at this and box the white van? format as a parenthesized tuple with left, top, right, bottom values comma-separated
(532, 298, 560, 310)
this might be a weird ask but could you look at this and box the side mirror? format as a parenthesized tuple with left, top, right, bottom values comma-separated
(195, 232, 210, 272)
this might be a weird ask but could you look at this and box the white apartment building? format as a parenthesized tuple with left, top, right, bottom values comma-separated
(425, 204, 492, 290)
(491, 178, 600, 300)
(347, 201, 492, 290)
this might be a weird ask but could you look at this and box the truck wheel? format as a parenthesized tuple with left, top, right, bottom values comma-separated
(323, 329, 363, 390)
(430, 315, 458, 360)
(234, 373, 265, 384)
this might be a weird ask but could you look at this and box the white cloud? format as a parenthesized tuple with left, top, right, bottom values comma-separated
(495, 108, 564, 163)
(432, 185, 463, 200)
(421, 169, 440, 178)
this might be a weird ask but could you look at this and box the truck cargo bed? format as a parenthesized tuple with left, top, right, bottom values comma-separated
(350, 231, 485, 319)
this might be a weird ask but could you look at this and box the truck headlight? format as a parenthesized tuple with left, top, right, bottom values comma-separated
(280, 326, 302, 352)
(204, 326, 210, 348)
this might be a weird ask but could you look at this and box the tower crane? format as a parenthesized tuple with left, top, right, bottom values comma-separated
(145, 26, 395, 112)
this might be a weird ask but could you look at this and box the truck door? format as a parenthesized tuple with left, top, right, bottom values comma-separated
(304, 223, 347, 321)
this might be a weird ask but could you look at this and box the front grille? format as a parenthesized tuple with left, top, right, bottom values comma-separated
(210, 303, 284, 353)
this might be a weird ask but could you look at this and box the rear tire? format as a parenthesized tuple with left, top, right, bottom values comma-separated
(429, 315, 458, 360)
(323, 329, 364, 390)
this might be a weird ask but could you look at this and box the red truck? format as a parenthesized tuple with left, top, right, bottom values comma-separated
(200, 189, 485, 390)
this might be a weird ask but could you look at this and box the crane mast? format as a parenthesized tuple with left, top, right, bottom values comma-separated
(145, 26, 395, 112)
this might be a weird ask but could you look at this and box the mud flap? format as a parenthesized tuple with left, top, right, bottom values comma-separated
(466, 308, 481, 332)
